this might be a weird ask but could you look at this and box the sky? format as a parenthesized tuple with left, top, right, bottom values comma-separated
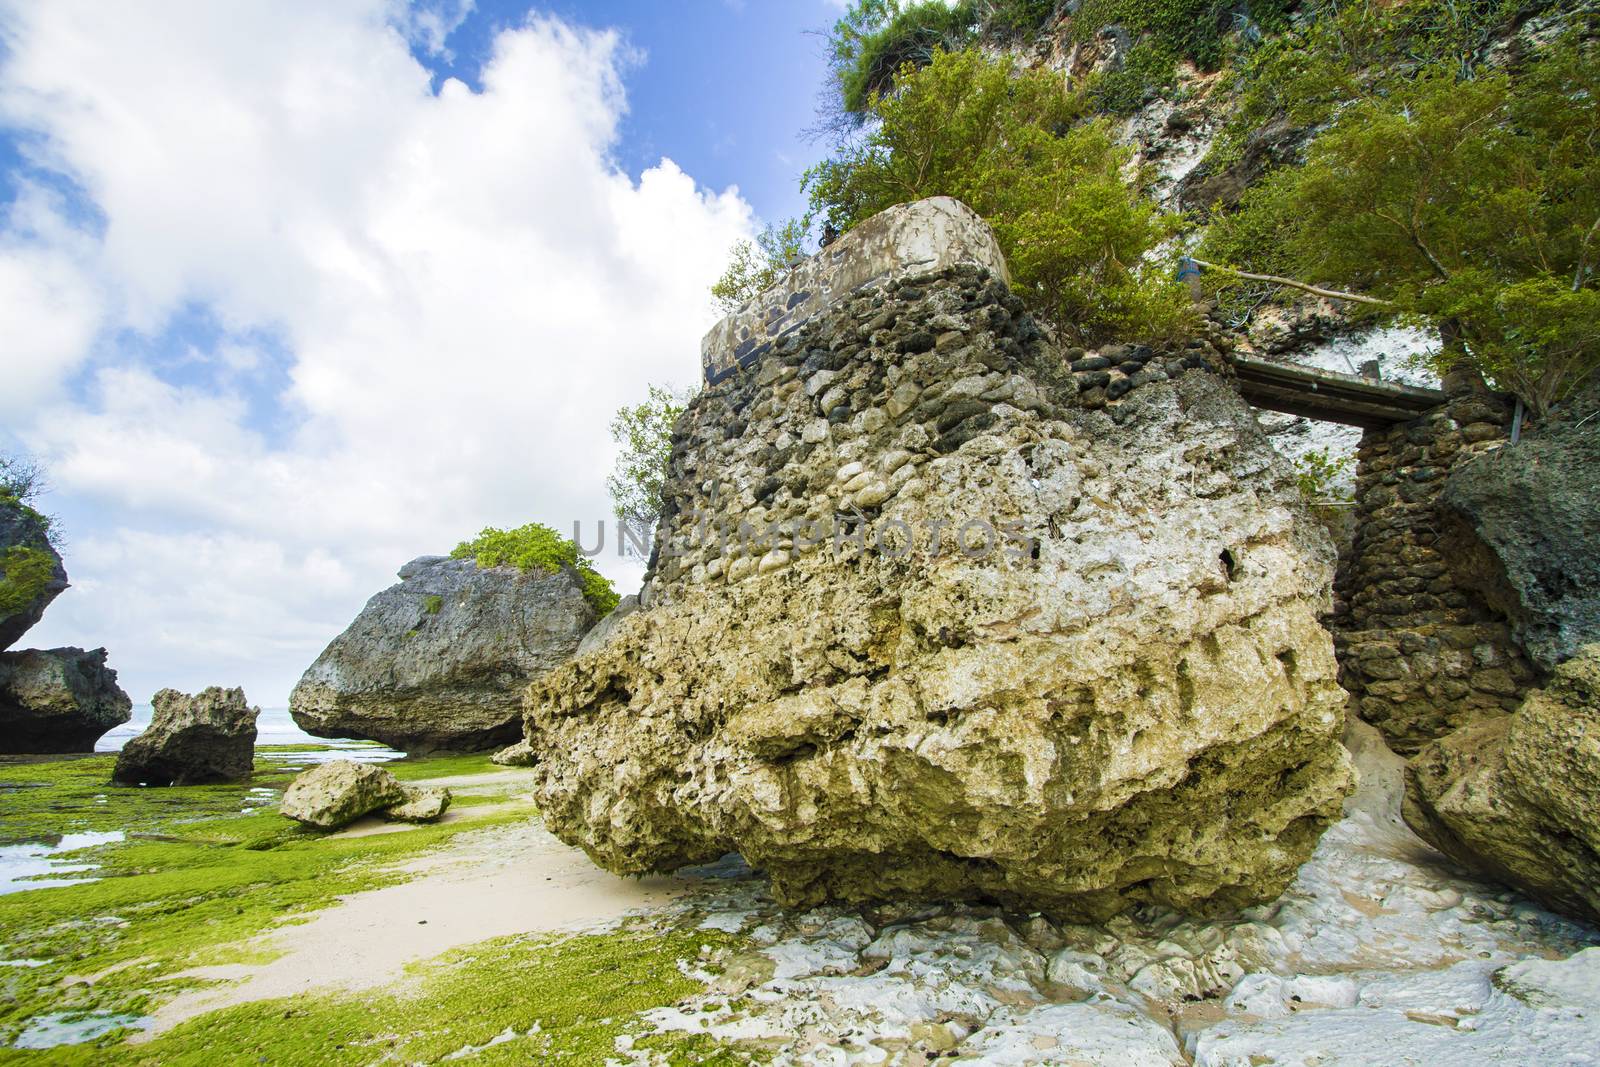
(0, 0, 843, 707)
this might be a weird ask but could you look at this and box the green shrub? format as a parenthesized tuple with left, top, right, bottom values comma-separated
(1200, 0, 1529, 176)
(710, 219, 810, 314)
(451, 524, 620, 616)
(607, 384, 690, 548)
(829, 1, 981, 118)
(422, 594, 443, 615)
(804, 49, 1195, 345)
(1203, 30, 1600, 416)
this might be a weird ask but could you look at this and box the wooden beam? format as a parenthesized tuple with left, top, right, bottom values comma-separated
(1229, 355, 1447, 428)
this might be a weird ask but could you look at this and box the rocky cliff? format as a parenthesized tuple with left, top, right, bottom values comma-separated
(523, 198, 1353, 919)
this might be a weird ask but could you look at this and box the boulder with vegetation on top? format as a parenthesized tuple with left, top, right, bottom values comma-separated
(0, 492, 67, 654)
(290, 528, 614, 753)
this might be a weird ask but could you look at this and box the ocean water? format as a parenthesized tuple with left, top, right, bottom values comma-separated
(96, 705, 329, 752)
(2, 708, 400, 898)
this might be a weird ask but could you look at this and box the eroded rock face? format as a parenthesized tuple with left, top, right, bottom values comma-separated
(1404, 644, 1600, 924)
(112, 686, 259, 786)
(524, 229, 1353, 918)
(0, 497, 68, 653)
(290, 555, 597, 753)
(280, 760, 406, 830)
(1438, 385, 1600, 675)
(0, 647, 131, 754)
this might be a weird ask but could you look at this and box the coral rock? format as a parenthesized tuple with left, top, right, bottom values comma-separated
(280, 759, 406, 830)
(0, 647, 131, 754)
(113, 686, 259, 786)
(523, 204, 1353, 918)
(1405, 644, 1600, 924)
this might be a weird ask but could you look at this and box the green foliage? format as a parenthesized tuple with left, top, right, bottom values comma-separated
(0, 545, 56, 617)
(804, 49, 1196, 345)
(1066, 0, 1299, 112)
(828, 0, 980, 118)
(607, 384, 690, 551)
(1085, 39, 1180, 113)
(451, 523, 619, 616)
(1202, 0, 1529, 175)
(422, 594, 443, 615)
(1293, 447, 1353, 504)
(710, 219, 811, 314)
(1204, 30, 1600, 415)
(1, 452, 58, 549)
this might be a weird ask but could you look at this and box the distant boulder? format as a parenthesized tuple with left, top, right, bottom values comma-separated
(0, 495, 68, 653)
(0, 647, 131, 753)
(112, 686, 259, 786)
(489, 738, 537, 767)
(279, 759, 451, 830)
(289, 555, 597, 754)
(280, 760, 407, 830)
(384, 784, 452, 823)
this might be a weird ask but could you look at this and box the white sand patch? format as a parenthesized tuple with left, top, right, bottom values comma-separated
(141, 817, 686, 1036)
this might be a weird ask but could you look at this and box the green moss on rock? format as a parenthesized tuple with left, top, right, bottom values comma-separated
(450, 523, 620, 616)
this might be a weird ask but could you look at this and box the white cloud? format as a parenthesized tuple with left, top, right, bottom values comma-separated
(0, 1, 754, 704)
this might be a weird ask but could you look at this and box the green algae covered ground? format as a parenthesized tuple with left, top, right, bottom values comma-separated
(0, 752, 757, 1065)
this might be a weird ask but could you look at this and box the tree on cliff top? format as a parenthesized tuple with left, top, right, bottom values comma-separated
(1202, 31, 1600, 417)
(804, 49, 1195, 346)
(607, 385, 690, 555)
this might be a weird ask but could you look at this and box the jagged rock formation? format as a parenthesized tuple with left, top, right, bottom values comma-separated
(523, 198, 1354, 919)
(1437, 382, 1600, 675)
(0, 646, 131, 753)
(290, 555, 597, 753)
(112, 686, 259, 786)
(1404, 644, 1600, 924)
(279, 759, 449, 830)
(0, 496, 68, 653)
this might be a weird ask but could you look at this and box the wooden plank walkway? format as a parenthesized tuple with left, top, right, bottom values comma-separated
(1230, 355, 1446, 429)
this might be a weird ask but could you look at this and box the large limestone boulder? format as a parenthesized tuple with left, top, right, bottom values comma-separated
(290, 555, 598, 753)
(0, 495, 68, 653)
(112, 686, 259, 786)
(280, 760, 406, 830)
(1404, 644, 1600, 923)
(0, 647, 131, 753)
(523, 200, 1354, 919)
(1438, 383, 1600, 674)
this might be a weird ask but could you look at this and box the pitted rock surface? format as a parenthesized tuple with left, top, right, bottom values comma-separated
(291, 554, 597, 753)
(113, 686, 259, 785)
(280, 760, 407, 830)
(0, 646, 131, 754)
(524, 237, 1354, 918)
(1405, 643, 1600, 924)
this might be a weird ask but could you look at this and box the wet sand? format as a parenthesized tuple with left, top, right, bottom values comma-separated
(143, 795, 685, 1036)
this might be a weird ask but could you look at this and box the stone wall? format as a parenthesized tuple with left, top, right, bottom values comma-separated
(526, 198, 1353, 919)
(1332, 372, 1538, 754)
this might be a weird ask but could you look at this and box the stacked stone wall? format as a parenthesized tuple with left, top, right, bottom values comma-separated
(1333, 375, 1538, 753)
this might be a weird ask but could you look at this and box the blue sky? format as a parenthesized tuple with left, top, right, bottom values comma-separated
(0, 1, 843, 706)
(424, 1, 836, 223)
